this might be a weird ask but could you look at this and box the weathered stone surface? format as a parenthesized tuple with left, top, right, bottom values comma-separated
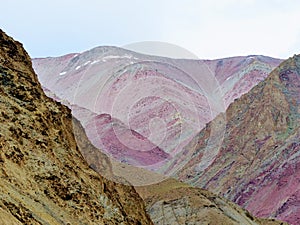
(0, 29, 153, 225)
(136, 179, 289, 225)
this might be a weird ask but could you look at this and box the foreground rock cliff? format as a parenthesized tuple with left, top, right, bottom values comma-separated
(0, 30, 153, 224)
(176, 55, 300, 225)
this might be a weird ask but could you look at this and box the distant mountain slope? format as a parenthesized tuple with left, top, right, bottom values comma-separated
(32, 47, 281, 171)
(73, 106, 170, 167)
(0, 30, 152, 224)
(175, 55, 300, 225)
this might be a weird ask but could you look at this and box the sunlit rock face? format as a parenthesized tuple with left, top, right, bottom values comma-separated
(33, 47, 281, 172)
(0, 29, 153, 225)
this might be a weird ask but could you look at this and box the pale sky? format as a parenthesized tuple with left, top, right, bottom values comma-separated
(1, 0, 300, 59)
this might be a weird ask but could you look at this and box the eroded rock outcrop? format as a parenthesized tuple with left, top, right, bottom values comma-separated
(0, 29, 152, 224)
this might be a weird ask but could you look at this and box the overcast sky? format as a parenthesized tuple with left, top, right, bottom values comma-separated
(1, 0, 300, 59)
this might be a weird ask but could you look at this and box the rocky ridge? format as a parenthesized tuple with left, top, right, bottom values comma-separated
(0, 29, 152, 224)
(175, 55, 300, 225)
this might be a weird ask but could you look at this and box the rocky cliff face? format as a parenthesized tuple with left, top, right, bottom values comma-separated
(0, 30, 153, 224)
(176, 55, 300, 225)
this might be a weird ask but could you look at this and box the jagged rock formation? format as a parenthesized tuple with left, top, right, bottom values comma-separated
(175, 55, 300, 225)
(32, 48, 281, 171)
(0, 30, 153, 224)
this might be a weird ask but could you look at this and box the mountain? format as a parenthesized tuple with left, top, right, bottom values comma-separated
(175, 55, 300, 225)
(0, 29, 289, 225)
(78, 139, 289, 225)
(32, 47, 281, 172)
(72, 106, 288, 225)
(0, 29, 153, 224)
(74, 106, 170, 167)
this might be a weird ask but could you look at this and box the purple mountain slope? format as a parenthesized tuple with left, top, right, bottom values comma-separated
(33, 47, 281, 171)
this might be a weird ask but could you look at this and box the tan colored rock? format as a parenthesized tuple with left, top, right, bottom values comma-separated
(136, 179, 288, 225)
(0, 29, 152, 225)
